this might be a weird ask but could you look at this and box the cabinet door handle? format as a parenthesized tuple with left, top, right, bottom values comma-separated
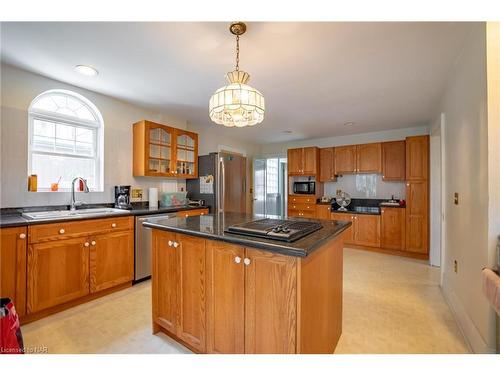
(59, 228, 65, 234)
(243, 258, 251, 266)
(173, 242, 179, 248)
(84, 242, 90, 247)
(168, 240, 173, 247)
(111, 223, 117, 228)
(234, 256, 241, 264)
(91, 240, 96, 246)
(19, 233, 26, 239)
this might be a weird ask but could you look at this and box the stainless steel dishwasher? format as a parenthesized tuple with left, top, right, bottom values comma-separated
(135, 213, 175, 281)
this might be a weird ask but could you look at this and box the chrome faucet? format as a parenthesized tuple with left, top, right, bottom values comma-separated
(70, 177, 90, 210)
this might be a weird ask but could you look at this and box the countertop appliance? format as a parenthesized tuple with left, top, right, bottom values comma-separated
(114, 185, 132, 209)
(293, 181, 315, 195)
(188, 199, 205, 207)
(226, 218, 322, 242)
(186, 152, 247, 214)
(135, 213, 175, 281)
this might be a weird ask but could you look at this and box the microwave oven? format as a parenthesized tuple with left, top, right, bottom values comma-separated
(293, 181, 315, 195)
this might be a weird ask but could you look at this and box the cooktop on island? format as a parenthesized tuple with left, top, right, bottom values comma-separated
(226, 218, 322, 242)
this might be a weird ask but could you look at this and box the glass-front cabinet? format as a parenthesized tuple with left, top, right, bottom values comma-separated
(133, 120, 198, 178)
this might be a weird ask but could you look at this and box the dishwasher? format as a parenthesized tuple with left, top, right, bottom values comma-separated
(135, 213, 176, 282)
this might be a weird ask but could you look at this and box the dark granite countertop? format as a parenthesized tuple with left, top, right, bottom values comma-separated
(142, 212, 351, 258)
(0, 203, 209, 228)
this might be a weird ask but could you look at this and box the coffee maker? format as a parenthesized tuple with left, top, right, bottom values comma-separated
(114, 185, 132, 209)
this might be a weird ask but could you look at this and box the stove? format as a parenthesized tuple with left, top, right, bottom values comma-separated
(226, 218, 322, 242)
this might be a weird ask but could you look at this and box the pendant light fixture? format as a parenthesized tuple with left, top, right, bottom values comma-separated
(209, 22, 265, 128)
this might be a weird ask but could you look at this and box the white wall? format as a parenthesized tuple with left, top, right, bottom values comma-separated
(429, 114, 442, 267)
(437, 23, 496, 353)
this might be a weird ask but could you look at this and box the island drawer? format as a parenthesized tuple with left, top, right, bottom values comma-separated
(29, 216, 134, 243)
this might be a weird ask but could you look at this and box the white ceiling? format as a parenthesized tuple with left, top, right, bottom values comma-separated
(1, 22, 476, 144)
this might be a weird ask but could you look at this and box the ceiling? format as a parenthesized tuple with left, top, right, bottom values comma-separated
(0, 22, 476, 144)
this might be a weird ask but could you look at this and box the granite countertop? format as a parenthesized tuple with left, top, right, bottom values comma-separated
(142, 212, 351, 258)
(0, 203, 209, 228)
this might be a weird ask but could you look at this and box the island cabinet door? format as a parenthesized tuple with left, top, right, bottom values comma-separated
(176, 234, 206, 352)
(244, 249, 297, 354)
(152, 230, 179, 335)
(206, 241, 245, 354)
(27, 237, 90, 314)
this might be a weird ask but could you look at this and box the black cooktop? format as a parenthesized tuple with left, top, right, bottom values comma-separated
(226, 218, 323, 242)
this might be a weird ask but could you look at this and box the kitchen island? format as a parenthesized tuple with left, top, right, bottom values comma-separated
(143, 213, 350, 354)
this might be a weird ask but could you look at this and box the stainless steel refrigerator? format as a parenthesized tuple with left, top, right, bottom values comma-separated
(186, 152, 247, 214)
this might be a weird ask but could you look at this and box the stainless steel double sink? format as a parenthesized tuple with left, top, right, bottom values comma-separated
(22, 208, 129, 221)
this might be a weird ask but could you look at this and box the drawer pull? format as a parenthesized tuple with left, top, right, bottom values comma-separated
(19, 233, 26, 239)
(91, 240, 96, 246)
(168, 240, 173, 247)
(84, 242, 90, 247)
(111, 223, 117, 228)
(234, 256, 241, 264)
(59, 229, 65, 234)
(173, 241, 179, 248)
(243, 258, 251, 266)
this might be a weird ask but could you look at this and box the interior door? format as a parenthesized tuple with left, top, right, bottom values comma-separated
(252, 158, 266, 215)
(221, 152, 247, 213)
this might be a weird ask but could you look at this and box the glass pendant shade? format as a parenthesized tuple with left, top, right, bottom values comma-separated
(209, 70, 265, 127)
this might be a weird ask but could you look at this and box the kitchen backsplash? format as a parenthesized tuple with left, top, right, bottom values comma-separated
(323, 174, 405, 199)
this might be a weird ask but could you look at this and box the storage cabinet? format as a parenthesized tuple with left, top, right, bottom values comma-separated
(405, 181, 428, 253)
(382, 141, 406, 181)
(356, 143, 382, 173)
(287, 147, 318, 176)
(405, 135, 429, 181)
(179, 208, 209, 218)
(319, 147, 336, 182)
(330, 212, 355, 244)
(0, 227, 27, 316)
(331, 212, 379, 247)
(288, 195, 316, 218)
(334, 145, 357, 174)
(315, 204, 332, 219)
(133, 120, 198, 179)
(381, 207, 406, 250)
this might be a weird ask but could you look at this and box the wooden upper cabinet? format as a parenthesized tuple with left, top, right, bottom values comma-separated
(287, 148, 302, 175)
(319, 147, 336, 182)
(334, 146, 357, 174)
(287, 147, 318, 176)
(354, 214, 381, 247)
(356, 143, 382, 173)
(0, 227, 27, 317)
(206, 241, 245, 354)
(27, 237, 90, 314)
(381, 207, 406, 250)
(133, 120, 198, 179)
(90, 230, 134, 293)
(405, 135, 429, 181)
(405, 181, 428, 254)
(244, 248, 297, 354)
(382, 141, 406, 181)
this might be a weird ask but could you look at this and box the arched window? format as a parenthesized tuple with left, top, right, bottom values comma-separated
(28, 89, 104, 191)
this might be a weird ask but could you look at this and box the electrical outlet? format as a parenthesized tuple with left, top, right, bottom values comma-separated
(453, 260, 458, 273)
(454, 192, 459, 205)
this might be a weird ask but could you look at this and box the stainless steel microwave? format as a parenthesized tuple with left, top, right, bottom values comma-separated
(293, 181, 315, 194)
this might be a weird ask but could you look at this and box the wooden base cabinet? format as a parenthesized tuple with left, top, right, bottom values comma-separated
(0, 227, 27, 317)
(406, 181, 428, 253)
(381, 208, 406, 250)
(152, 230, 344, 354)
(331, 213, 379, 247)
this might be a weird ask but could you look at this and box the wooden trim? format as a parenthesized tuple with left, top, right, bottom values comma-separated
(345, 244, 429, 260)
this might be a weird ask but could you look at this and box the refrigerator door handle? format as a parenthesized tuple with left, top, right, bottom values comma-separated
(220, 156, 226, 213)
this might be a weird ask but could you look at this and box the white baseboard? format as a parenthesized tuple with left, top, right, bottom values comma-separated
(441, 280, 496, 353)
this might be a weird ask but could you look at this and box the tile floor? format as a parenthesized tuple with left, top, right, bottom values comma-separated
(22, 248, 470, 354)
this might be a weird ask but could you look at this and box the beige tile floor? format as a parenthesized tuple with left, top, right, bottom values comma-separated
(22, 248, 470, 354)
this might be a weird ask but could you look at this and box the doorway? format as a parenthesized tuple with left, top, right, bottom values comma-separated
(253, 157, 287, 216)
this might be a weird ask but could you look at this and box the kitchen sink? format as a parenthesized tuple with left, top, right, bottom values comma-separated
(22, 207, 130, 221)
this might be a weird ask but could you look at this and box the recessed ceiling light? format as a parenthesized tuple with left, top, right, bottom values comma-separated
(344, 122, 355, 126)
(75, 65, 98, 76)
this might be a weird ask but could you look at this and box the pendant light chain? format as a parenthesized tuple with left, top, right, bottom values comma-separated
(235, 35, 240, 71)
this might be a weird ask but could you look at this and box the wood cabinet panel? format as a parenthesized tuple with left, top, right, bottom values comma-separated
(334, 145, 357, 174)
(356, 143, 382, 173)
(206, 241, 245, 354)
(27, 237, 89, 313)
(302, 147, 318, 175)
(319, 147, 336, 182)
(406, 182, 428, 253)
(406, 135, 429, 181)
(315, 205, 332, 219)
(245, 248, 297, 353)
(177, 234, 206, 352)
(331, 212, 355, 244)
(382, 141, 406, 181)
(89, 230, 134, 293)
(381, 208, 406, 250)
(0, 227, 27, 316)
(288, 195, 316, 205)
(178, 208, 209, 218)
(152, 230, 178, 334)
(354, 214, 380, 247)
(287, 148, 303, 175)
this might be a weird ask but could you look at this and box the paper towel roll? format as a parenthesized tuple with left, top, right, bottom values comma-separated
(149, 188, 158, 208)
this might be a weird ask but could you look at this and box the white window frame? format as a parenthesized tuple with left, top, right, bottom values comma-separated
(28, 89, 104, 192)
